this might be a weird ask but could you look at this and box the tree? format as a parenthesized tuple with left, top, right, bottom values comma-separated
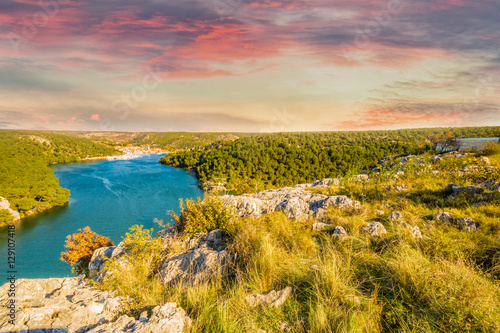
(61, 226, 114, 275)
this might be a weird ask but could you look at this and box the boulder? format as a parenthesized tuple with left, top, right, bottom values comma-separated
(432, 212, 454, 223)
(446, 184, 484, 195)
(409, 226, 423, 239)
(361, 222, 387, 237)
(86, 302, 192, 333)
(88, 242, 128, 280)
(459, 217, 477, 232)
(350, 174, 369, 182)
(221, 195, 263, 217)
(321, 196, 361, 211)
(332, 226, 347, 239)
(477, 179, 500, 192)
(156, 230, 232, 286)
(312, 222, 333, 231)
(245, 287, 292, 308)
(388, 211, 403, 222)
(312, 178, 341, 187)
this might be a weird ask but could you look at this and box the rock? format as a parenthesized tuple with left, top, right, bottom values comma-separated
(221, 186, 361, 220)
(477, 179, 500, 192)
(375, 210, 385, 216)
(312, 178, 341, 187)
(432, 212, 454, 223)
(395, 184, 408, 192)
(458, 217, 477, 232)
(245, 287, 292, 308)
(361, 222, 387, 237)
(0, 276, 125, 333)
(156, 230, 232, 286)
(221, 196, 263, 217)
(312, 222, 333, 231)
(0, 196, 21, 221)
(332, 226, 347, 239)
(350, 174, 369, 182)
(278, 197, 311, 219)
(446, 184, 484, 196)
(201, 181, 227, 192)
(321, 195, 361, 211)
(88, 242, 128, 280)
(409, 226, 423, 239)
(388, 211, 403, 222)
(87, 302, 192, 333)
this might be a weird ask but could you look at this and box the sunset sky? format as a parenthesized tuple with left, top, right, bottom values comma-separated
(0, 0, 499, 132)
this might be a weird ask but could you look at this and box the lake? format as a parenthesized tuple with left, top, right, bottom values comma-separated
(0, 154, 203, 280)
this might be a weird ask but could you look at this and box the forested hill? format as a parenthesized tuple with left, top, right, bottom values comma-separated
(0, 130, 119, 226)
(65, 131, 245, 150)
(160, 127, 500, 193)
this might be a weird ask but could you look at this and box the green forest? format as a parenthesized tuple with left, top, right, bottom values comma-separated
(160, 127, 500, 193)
(65, 131, 245, 150)
(0, 130, 119, 226)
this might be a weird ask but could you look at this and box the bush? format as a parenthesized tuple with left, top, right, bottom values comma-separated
(0, 209, 13, 227)
(97, 225, 165, 313)
(172, 195, 236, 235)
(482, 141, 500, 156)
(60, 226, 113, 275)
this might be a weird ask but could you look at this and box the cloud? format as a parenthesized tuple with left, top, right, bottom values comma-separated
(90, 114, 101, 121)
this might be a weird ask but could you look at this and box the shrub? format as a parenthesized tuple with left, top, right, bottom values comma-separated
(97, 225, 165, 313)
(60, 226, 113, 275)
(172, 195, 236, 235)
(0, 209, 13, 227)
(482, 141, 500, 156)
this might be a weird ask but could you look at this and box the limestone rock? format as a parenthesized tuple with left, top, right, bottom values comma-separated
(0, 276, 124, 333)
(332, 226, 347, 239)
(459, 217, 477, 232)
(432, 212, 454, 223)
(156, 230, 231, 286)
(312, 222, 333, 231)
(388, 211, 403, 222)
(446, 184, 484, 196)
(86, 302, 192, 333)
(409, 226, 423, 239)
(312, 178, 341, 187)
(0, 196, 21, 221)
(245, 287, 292, 308)
(361, 222, 387, 237)
(221, 186, 361, 220)
(350, 174, 369, 182)
(321, 195, 361, 211)
(477, 179, 500, 192)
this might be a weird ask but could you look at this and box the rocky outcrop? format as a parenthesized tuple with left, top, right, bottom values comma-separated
(429, 151, 469, 163)
(245, 287, 292, 308)
(477, 179, 500, 192)
(0, 196, 21, 221)
(88, 242, 127, 278)
(221, 186, 361, 220)
(432, 212, 454, 223)
(86, 302, 192, 333)
(312, 178, 341, 187)
(0, 276, 123, 332)
(361, 222, 387, 237)
(156, 229, 232, 286)
(459, 217, 477, 232)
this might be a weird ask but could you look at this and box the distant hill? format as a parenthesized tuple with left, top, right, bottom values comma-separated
(0, 130, 120, 226)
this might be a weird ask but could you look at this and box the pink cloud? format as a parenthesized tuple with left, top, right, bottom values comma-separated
(90, 114, 101, 121)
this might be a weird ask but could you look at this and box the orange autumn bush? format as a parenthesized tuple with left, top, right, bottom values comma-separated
(61, 226, 113, 275)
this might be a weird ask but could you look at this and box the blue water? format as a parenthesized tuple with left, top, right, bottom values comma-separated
(0, 154, 203, 280)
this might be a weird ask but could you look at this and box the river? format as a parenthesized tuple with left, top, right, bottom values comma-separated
(0, 154, 203, 280)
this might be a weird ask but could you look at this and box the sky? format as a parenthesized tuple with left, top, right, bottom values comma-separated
(0, 0, 499, 132)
